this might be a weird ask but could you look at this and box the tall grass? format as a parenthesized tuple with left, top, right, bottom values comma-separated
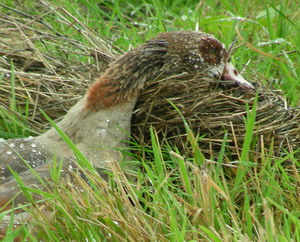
(0, 0, 299, 240)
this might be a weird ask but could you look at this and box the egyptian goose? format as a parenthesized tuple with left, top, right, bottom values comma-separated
(0, 31, 254, 209)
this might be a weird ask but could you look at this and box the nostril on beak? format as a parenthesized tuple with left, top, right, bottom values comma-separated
(222, 62, 254, 89)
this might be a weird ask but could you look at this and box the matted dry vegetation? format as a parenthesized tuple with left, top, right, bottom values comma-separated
(0, 9, 299, 162)
(133, 75, 300, 159)
(0, 9, 116, 130)
(0, 2, 300, 241)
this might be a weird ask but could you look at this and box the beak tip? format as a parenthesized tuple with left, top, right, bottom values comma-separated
(223, 62, 255, 90)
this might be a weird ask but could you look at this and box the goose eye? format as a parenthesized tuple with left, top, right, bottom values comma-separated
(208, 48, 218, 54)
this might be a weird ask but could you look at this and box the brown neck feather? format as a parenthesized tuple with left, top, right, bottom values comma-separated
(85, 74, 133, 110)
(84, 40, 169, 110)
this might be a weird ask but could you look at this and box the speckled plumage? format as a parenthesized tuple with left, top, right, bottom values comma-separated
(85, 31, 249, 109)
(0, 31, 254, 209)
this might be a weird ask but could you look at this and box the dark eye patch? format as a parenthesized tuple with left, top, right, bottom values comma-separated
(207, 48, 218, 54)
(199, 37, 224, 65)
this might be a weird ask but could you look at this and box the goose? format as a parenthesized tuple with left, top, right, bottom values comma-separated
(0, 30, 254, 208)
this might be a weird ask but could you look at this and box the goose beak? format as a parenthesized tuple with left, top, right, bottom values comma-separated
(222, 62, 254, 89)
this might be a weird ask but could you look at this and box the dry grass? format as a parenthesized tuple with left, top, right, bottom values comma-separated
(1, 12, 299, 160)
(0, 2, 299, 240)
(0, 13, 115, 131)
(132, 74, 300, 159)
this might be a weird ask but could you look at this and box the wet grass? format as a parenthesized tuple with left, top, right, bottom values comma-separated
(0, 0, 299, 241)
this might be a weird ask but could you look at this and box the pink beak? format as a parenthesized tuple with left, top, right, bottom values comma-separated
(222, 62, 254, 89)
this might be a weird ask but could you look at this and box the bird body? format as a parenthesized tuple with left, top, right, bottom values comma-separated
(0, 96, 134, 209)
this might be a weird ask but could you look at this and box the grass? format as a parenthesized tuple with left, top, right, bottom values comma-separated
(0, 0, 299, 241)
